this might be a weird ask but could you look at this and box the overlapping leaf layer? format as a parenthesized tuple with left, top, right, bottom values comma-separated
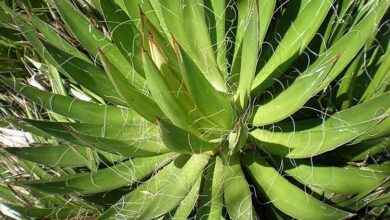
(0, 0, 389, 219)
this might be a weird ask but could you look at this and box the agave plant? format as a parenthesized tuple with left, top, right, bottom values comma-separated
(0, 0, 389, 219)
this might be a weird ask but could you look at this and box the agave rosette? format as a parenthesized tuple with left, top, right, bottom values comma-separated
(0, 0, 389, 219)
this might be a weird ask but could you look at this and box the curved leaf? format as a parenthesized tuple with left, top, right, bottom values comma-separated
(250, 93, 389, 158)
(251, 0, 332, 93)
(0, 76, 141, 126)
(98, 154, 209, 219)
(6, 204, 91, 219)
(223, 154, 255, 220)
(99, 0, 144, 76)
(252, 53, 341, 126)
(196, 156, 224, 220)
(41, 41, 126, 106)
(6, 144, 91, 167)
(159, 119, 219, 154)
(168, 176, 201, 219)
(283, 159, 388, 194)
(142, 48, 199, 133)
(336, 137, 389, 161)
(99, 50, 163, 122)
(243, 152, 353, 220)
(175, 42, 235, 130)
(24, 119, 169, 157)
(21, 153, 176, 194)
(52, 0, 145, 89)
(158, 0, 226, 92)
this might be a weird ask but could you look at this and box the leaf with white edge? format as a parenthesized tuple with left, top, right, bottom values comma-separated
(243, 152, 354, 220)
(232, 0, 259, 109)
(99, 0, 144, 76)
(142, 48, 197, 132)
(283, 159, 389, 194)
(159, 119, 219, 154)
(5, 144, 91, 167)
(52, 0, 145, 89)
(20, 153, 176, 194)
(41, 41, 126, 106)
(175, 42, 235, 130)
(315, 0, 389, 93)
(251, 0, 332, 93)
(6, 204, 92, 219)
(122, 0, 161, 31)
(19, 120, 159, 142)
(360, 51, 390, 102)
(336, 137, 389, 161)
(352, 117, 390, 144)
(168, 176, 201, 219)
(99, 49, 163, 122)
(158, 0, 227, 92)
(98, 154, 209, 219)
(250, 93, 389, 158)
(252, 52, 341, 126)
(0, 76, 141, 126)
(196, 156, 224, 220)
(24, 119, 170, 157)
(223, 154, 256, 220)
(203, 0, 228, 75)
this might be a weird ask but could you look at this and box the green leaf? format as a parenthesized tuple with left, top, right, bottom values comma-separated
(175, 42, 235, 130)
(52, 0, 145, 89)
(122, 0, 161, 31)
(336, 137, 389, 161)
(250, 92, 389, 158)
(0, 9, 15, 28)
(0, 76, 141, 126)
(369, 191, 390, 207)
(6, 204, 92, 219)
(251, 0, 332, 93)
(325, 0, 356, 47)
(142, 48, 196, 132)
(20, 153, 176, 194)
(0, 185, 21, 205)
(196, 156, 224, 220)
(257, 0, 276, 45)
(352, 117, 390, 143)
(1, 117, 53, 139)
(159, 119, 219, 154)
(24, 119, 169, 157)
(158, 0, 226, 92)
(203, 0, 228, 75)
(243, 152, 353, 220)
(338, 185, 386, 210)
(5, 144, 91, 167)
(99, 0, 144, 76)
(252, 52, 341, 126)
(99, 49, 163, 122)
(19, 119, 159, 141)
(315, 0, 389, 93)
(231, 0, 259, 109)
(30, 15, 91, 63)
(168, 176, 201, 219)
(140, 13, 181, 80)
(223, 154, 255, 220)
(41, 41, 126, 106)
(3, 6, 61, 72)
(98, 154, 209, 219)
(283, 159, 388, 194)
(360, 51, 390, 102)
(335, 51, 363, 110)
